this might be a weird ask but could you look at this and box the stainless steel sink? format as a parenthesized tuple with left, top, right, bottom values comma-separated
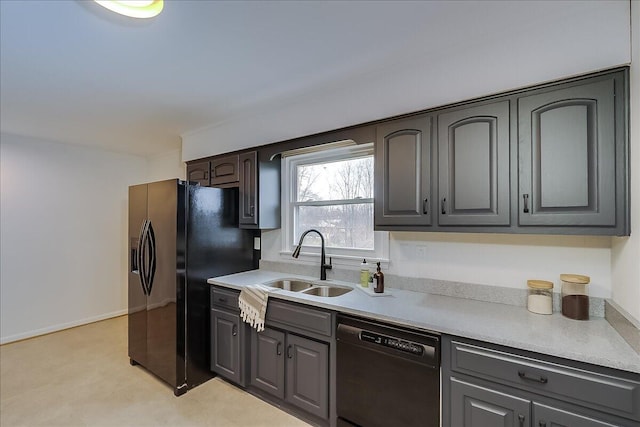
(302, 285, 352, 297)
(265, 279, 314, 292)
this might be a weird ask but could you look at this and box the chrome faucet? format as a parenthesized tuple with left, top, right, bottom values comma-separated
(291, 229, 332, 280)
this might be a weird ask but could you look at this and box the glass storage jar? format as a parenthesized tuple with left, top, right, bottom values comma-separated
(527, 280, 553, 315)
(560, 274, 590, 320)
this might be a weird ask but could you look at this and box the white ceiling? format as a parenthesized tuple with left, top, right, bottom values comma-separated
(0, 1, 632, 158)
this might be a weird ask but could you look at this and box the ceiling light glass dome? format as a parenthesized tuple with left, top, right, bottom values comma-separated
(94, 1, 163, 19)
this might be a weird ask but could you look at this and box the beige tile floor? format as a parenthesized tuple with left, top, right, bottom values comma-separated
(0, 316, 310, 427)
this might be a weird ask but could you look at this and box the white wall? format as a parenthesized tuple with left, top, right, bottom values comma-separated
(0, 133, 149, 343)
(147, 148, 185, 183)
(182, 1, 630, 161)
(611, 1, 640, 322)
(261, 230, 613, 298)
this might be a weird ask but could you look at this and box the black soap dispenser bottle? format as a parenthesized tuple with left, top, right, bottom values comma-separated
(373, 262, 384, 293)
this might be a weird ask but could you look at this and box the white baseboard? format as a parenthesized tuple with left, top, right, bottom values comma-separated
(0, 309, 128, 345)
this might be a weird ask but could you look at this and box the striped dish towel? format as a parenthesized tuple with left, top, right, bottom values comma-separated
(238, 284, 273, 332)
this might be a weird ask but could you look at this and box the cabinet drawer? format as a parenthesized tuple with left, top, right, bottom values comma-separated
(266, 300, 333, 337)
(211, 287, 240, 312)
(450, 340, 640, 420)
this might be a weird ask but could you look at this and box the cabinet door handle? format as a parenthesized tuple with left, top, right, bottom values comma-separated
(518, 370, 548, 384)
(250, 205, 255, 217)
(518, 414, 525, 426)
(441, 198, 447, 215)
(276, 342, 282, 356)
(422, 198, 428, 215)
(232, 325, 237, 337)
(287, 345, 293, 359)
(539, 421, 547, 427)
(523, 194, 530, 213)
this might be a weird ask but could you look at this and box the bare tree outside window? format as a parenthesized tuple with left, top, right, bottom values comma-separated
(294, 155, 374, 250)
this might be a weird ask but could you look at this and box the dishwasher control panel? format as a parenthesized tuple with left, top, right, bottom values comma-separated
(360, 330, 424, 355)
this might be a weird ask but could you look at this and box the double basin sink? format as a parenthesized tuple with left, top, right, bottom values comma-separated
(266, 279, 353, 297)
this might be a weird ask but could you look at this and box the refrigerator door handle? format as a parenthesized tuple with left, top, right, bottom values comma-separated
(137, 220, 148, 296)
(146, 221, 157, 296)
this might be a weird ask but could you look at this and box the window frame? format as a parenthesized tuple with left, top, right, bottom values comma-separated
(280, 142, 389, 267)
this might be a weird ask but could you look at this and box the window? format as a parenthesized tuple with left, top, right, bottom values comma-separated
(281, 142, 388, 265)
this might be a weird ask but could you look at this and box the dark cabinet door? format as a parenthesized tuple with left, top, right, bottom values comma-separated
(438, 101, 510, 226)
(518, 78, 616, 227)
(211, 154, 240, 186)
(375, 115, 432, 227)
(251, 327, 285, 399)
(239, 151, 258, 226)
(533, 402, 621, 427)
(285, 334, 329, 419)
(450, 377, 530, 427)
(211, 308, 242, 384)
(186, 161, 210, 187)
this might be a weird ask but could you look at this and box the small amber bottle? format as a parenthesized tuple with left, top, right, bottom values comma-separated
(373, 262, 384, 293)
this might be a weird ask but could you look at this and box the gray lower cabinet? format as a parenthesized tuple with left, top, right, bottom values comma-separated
(251, 327, 329, 420)
(442, 336, 640, 427)
(517, 74, 622, 229)
(437, 100, 510, 226)
(285, 333, 329, 419)
(251, 327, 285, 399)
(533, 402, 623, 427)
(450, 377, 530, 427)
(374, 114, 432, 227)
(210, 287, 247, 386)
(211, 308, 243, 385)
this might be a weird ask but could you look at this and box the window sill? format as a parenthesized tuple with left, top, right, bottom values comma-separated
(278, 251, 390, 270)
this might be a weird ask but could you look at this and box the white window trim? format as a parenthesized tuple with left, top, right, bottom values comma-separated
(280, 143, 389, 268)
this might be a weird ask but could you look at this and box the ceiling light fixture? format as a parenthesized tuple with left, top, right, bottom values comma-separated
(94, 1, 163, 19)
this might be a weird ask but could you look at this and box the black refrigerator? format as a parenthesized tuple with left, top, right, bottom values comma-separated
(128, 179, 258, 396)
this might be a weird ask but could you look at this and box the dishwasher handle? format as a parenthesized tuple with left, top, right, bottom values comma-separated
(337, 323, 439, 368)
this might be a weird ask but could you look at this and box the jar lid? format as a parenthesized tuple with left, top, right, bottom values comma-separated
(527, 280, 554, 289)
(560, 274, 590, 284)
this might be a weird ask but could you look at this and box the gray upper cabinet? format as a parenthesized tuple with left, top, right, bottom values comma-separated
(186, 160, 210, 187)
(238, 150, 281, 230)
(374, 115, 432, 227)
(211, 154, 240, 186)
(239, 151, 258, 227)
(374, 67, 628, 235)
(438, 101, 510, 226)
(518, 77, 619, 228)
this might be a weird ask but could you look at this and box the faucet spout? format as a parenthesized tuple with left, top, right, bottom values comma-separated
(291, 229, 332, 280)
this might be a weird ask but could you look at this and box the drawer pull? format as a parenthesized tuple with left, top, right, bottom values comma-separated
(518, 370, 548, 384)
(217, 297, 228, 303)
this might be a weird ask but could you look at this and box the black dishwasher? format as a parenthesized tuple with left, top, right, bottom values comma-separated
(336, 314, 440, 427)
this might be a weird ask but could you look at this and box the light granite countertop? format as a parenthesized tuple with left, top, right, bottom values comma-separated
(208, 269, 640, 374)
